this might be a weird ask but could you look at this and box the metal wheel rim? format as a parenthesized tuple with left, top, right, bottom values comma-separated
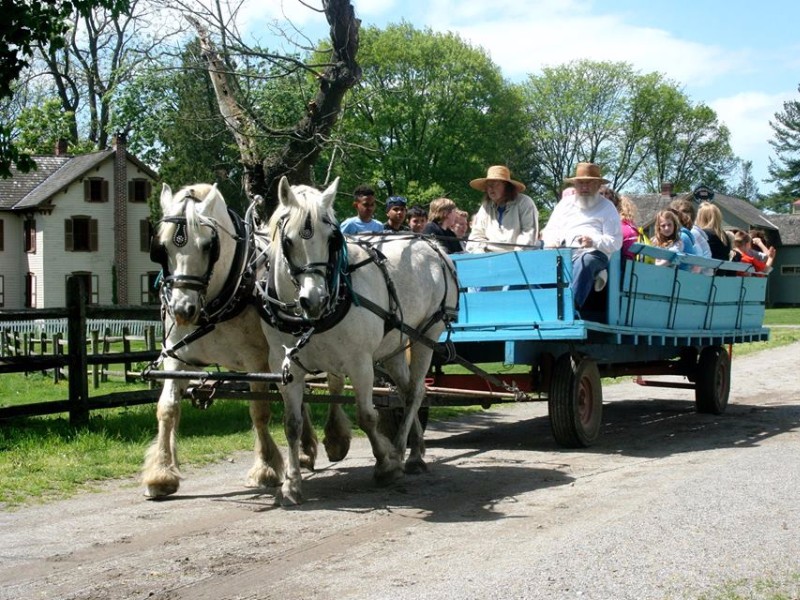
(578, 376, 595, 426)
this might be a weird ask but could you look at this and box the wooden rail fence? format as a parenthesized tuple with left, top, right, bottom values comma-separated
(0, 277, 162, 425)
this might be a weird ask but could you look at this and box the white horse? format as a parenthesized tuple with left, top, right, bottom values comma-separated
(260, 177, 459, 505)
(141, 183, 351, 498)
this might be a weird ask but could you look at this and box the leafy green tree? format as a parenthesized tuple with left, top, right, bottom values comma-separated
(13, 98, 93, 155)
(764, 85, 800, 213)
(731, 160, 760, 202)
(0, 0, 129, 176)
(520, 60, 737, 207)
(326, 22, 526, 215)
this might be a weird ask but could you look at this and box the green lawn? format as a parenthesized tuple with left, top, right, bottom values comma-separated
(763, 307, 800, 325)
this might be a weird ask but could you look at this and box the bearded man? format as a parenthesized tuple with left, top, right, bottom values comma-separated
(541, 162, 622, 310)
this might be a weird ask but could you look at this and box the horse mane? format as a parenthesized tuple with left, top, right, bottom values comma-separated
(158, 184, 219, 246)
(267, 184, 337, 244)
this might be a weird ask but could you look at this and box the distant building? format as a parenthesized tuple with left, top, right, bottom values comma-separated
(0, 135, 159, 309)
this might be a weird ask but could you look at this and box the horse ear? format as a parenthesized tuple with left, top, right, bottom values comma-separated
(197, 185, 220, 215)
(160, 183, 173, 214)
(278, 176, 297, 209)
(321, 177, 339, 211)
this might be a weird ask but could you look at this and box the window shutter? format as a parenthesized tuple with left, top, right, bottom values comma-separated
(84, 179, 90, 201)
(101, 180, 109, 202)
(65, 219, 74, 251)
(0, 219, 4, 251)
(128, 180, 134, 201)
(145, 180, 152, 198)
(90, 219, 99, 251)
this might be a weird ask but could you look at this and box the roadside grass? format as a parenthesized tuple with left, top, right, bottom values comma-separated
(0, 307, 798, 508)
(697, 572, 800, 600)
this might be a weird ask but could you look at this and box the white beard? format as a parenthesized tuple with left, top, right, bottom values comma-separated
(576, 193, 600, 210)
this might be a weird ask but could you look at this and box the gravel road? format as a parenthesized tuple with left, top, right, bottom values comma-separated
(1, 342, 799, 600)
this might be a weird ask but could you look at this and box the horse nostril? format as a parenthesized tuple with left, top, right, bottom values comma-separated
(299, 297, 310, 311)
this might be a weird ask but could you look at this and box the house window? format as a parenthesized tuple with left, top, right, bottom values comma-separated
(24, 219, 36, 253)
(0, 219, 4, 251)
(65, 216, 99, 251)
(25, 272, 36, 308)
(140, 219, 154, 252)
(0, 275, 4, 307)
(141, 272, 161, 304)
(780, 265, 800, 276)
(84, 178, 108, 202)
(129, 179, 152, 203)
(68, 272, 99, 304)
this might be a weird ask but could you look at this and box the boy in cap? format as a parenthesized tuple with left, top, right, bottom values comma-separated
(384, 196, 410, 232)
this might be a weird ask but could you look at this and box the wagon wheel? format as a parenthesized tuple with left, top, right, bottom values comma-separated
(548, 354, 603, 448)
(694, 346, 730, 415)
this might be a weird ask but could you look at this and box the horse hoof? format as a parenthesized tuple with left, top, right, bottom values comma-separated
(246, 466, 281, 488)
(323, 436, 351, 462)
(277, 481, 303, 506)
(374, 466, 404, 487)
(143, 481, 179, 498)
(404, 458, 428, 475)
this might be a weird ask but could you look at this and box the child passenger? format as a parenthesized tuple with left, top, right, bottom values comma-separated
(652, 210, 683, 267)
(340, 184, 384, 235)
(732, 231, 776, 275)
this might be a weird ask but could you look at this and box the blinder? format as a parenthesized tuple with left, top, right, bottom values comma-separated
(149, 215, 220, 285)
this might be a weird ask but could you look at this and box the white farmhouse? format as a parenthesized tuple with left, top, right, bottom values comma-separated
(0, 135, 158, 309)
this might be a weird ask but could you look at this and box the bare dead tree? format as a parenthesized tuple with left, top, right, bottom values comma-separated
(187, 0, 360, 215)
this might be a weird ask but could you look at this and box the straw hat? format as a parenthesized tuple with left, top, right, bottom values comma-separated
(564, 162, 609, 184)
(469, 165, 525, 192)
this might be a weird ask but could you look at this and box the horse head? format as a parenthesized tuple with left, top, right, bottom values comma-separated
(270, 176, 342, 321)
(152, 183, 237, 326)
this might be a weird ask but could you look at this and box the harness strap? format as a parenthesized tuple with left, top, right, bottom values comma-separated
(351, 291, 531, 401)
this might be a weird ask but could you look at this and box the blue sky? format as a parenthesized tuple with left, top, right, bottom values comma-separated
(257, 0, 800, 194)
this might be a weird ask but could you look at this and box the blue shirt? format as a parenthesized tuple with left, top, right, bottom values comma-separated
(340, 217, 384, 235)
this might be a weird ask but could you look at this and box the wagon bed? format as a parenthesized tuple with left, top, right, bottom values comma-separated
(424, 245, 770, 446)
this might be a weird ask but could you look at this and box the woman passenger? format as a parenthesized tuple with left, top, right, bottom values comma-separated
(466, 165, 538, 253)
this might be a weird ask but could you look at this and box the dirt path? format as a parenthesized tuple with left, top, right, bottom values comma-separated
(2, 343, 799, 600)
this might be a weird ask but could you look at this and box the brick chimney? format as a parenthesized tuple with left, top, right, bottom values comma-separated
(661, 182, 674, 198)
(55, 138, 68, 156)
(113, 132, 128, 304)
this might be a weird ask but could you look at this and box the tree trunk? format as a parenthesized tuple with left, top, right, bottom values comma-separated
(188, 0, 361, 217)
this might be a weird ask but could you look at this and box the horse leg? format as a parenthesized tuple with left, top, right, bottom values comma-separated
(322, 373, 352, 462)
(350, 364, 403, 486)
(142, 377, 183, 497)
(245, 382, 285, 488)
(275, 365, 307, 506)
(386, 343, 432, 475)
(299, 402, 318, 471)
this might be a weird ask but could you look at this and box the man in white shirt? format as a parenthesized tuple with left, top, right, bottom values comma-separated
(541, 162, 622, 309)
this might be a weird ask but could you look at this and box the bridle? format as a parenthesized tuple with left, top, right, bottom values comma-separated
(277, 212, 348, 303)
(150, 198, 249, 326)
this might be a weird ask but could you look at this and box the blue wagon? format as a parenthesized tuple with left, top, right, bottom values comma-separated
(431, 245, 770, 448)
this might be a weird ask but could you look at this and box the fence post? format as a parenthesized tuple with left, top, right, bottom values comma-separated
(91, 329, 100, 389)
(40, 332, 47, 376)
(145, 325, 157, 389)
(53, 332, 63, 383)
(66, 276, 90, 426)
(122, 326, 131, 383)
(102, 327, 111, 383)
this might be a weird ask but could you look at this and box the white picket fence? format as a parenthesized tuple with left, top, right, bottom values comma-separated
(0, 318, 163, 338)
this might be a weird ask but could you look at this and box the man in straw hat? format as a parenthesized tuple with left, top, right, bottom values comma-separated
(541, 162, 622, 308)
(466, 165, 539, 253)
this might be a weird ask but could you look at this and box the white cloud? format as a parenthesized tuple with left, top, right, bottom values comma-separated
(709, 91, 794, 187)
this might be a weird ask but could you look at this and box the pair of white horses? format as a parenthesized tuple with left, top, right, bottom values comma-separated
(141, 178, 458, 505)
